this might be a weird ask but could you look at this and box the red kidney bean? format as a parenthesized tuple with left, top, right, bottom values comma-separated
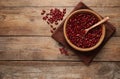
(59, 47, 69, 56)
(41, 8, 66, 33)
(66, 12, 102, 48)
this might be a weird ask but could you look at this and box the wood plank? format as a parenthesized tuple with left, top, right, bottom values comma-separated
(0, 0, 120, 7)
(0, 61, 120, 79)
(0, 37, 119, 61)
(0, 7, 120, 36)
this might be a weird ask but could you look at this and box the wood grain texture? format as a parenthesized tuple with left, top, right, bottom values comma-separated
(0, 37, 119, 61)
(0, 7, 120, 36)
(0, 0, 120, 7)
(0, 61, 120, 79)
(0, 0, 120, 78)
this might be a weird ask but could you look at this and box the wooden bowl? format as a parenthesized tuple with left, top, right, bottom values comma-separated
(63, 9, 106, 52)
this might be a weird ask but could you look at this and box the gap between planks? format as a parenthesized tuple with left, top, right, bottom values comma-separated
(0, 60, 120, 62)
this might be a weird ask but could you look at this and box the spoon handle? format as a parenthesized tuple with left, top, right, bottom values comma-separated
(86, 17, 109, 31)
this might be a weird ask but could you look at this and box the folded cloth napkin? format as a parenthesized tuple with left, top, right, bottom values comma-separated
(52, 2, 116, 65)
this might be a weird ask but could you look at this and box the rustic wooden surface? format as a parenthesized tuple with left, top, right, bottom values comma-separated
(0, 0, 120, 79)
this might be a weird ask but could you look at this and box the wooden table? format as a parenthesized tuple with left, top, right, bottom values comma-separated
(0, 0, 120, 79)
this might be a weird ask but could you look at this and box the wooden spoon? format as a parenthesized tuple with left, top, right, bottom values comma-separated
(85, 17, 109, 35)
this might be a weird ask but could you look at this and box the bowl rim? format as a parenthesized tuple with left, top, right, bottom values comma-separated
(63, 9, 106, 52)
